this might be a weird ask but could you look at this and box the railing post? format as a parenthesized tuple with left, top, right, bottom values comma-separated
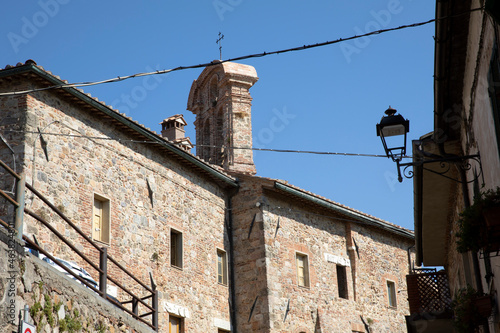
(150, 272, 158, 331)
(153, 290, 158, 331)
(132, 297, 138, 316)
(99, 247, 107, 300)
(14, 172, 25, 240)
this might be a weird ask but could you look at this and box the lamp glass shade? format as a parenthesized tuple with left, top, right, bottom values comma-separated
(376, 109, 409, 161)
(381, 124, 407, 137)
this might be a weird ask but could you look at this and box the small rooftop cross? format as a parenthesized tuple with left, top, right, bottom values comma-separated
(216, 32, 224, 60)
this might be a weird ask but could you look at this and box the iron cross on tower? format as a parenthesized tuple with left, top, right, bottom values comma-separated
(216, 32, 224, 60)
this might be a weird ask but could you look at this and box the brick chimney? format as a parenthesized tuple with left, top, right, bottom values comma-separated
(187, 61, 258, 175)
(159, 114, 193, 153)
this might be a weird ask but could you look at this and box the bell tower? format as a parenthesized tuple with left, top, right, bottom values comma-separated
(187, 61, 258, 175)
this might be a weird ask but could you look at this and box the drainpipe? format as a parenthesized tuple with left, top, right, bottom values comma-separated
(407, 245, 415, 273)
(226, 187, 239, 333)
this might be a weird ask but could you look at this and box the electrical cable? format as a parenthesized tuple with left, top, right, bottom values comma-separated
(0, 7, 484, 97)
(4, 129, 412, 158)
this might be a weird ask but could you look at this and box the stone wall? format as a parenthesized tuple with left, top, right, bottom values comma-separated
(231, 175, 414, 333)
(230, 175, 271, 332)
(0, 77, 233, 332)
(0, 92, 28, 224)
(187, 62, 258, 175)
(0, 232, 153, 333)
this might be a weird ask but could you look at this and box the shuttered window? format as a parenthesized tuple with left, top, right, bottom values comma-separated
(296, 253, 309, 287)
(93, 195, 110, 244)
(171, 230, 183, 268)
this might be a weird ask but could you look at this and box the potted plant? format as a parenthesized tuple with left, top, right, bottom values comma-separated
(456, 187, 500, 253)
(480, 187, 500, 227)
(452, 285, 493, 333)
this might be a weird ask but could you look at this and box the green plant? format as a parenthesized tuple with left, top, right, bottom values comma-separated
(56, 204, 66, 214)
(456, 187, 500, 252)
(452, 285, 492, 333)
(43, 294, 55, 327)
(20, 259, 26, 275)
(96, 320, 107, 333)
(36, 209, 49, 221)
(59, 308, 83, 333)
(54, 301, 62, 313)
(30, 301, 42, 318)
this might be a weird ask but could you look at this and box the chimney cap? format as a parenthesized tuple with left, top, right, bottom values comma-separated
(159, 114, 187, 126)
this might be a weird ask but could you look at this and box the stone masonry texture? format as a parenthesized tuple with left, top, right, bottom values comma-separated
(0, 70, 232, 332)
(230, 175, 414, 333)
(0, 61, 414, 333)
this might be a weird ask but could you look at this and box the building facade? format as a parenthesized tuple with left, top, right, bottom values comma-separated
(0, 60, 414, 332)
(407, 1, 500, 332)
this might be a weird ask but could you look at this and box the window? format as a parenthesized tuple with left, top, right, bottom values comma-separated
(169, 315, 182, 333)
(296, 253, 309, 287)
(170, 229, 183, 268)
(93, 194, 110, 244)
(387, 280, 397, 308)
(217, 249, 227, 285)
(336, 265, 348, 299)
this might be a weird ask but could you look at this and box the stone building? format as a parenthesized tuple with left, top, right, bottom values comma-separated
(0, 59, 414, 332)
(405, 1, 500, 332)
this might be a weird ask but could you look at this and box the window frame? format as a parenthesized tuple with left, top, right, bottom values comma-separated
(386, 280, 397, 308)
(296, 252, 310, 288)
(170, 229, 183, 269)
(169, 314, 183, 333)
(217, 248, 228, 286)
(336, 264, 348, 299)
(92, 193, 110, 244)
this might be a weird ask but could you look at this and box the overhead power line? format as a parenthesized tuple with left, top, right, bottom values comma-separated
(5, 129, 411, 158)
(0, 7, 483, 97)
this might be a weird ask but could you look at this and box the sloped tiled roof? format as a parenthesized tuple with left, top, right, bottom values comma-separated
(244, 174, 414, 240)
(0, 60, 238, 189)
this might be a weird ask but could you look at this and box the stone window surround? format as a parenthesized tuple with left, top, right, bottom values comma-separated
(92, 192, 111, 245)
(168, 313, 184, 333)
(336, 264, 349, 300)
(170, 226, 184, 270)
(216, 247, 228, 286)
(383, 273, 398, 309)
(295, 251, 310, 288)
(292, 244, 313, 289)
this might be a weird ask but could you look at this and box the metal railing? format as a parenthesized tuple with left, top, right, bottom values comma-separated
(407, 270, 453, 316)
(0, 158, 158, 331)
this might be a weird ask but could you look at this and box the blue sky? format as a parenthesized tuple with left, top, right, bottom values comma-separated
(2, 0, 436, 231)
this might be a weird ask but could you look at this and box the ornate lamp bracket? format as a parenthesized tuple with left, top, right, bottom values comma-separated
(396, 153, 484, 184)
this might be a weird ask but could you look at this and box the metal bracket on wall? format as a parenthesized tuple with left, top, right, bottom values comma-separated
(38, 127, 50, 161)
(248, 296, 259, 323)
(352, 237, 360, 259)
(274, 217, 280, 238)
(248, 213, 256, 239)
(398, 153, 484, 185)
(146, 178, 154, 208)
(283, 298, 290, 322)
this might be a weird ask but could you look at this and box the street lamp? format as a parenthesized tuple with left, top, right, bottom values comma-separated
(376, 106, 410, 182)
(376, 106, 483, 184)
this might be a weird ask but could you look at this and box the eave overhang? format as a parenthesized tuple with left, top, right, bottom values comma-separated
(273, 182, 414, 240)
(433, 0, 471, 140)
(414, 137, 461, 266)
